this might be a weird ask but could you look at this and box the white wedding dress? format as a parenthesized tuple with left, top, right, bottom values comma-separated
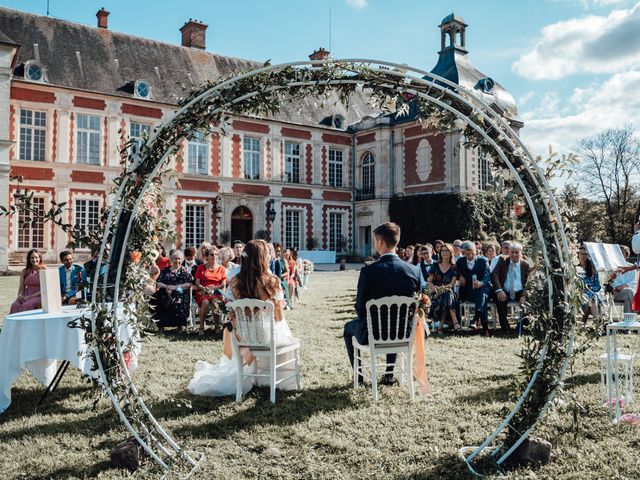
(187, 290, 300, 397)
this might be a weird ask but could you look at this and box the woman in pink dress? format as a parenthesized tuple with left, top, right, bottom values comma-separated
(10, 249, 46, 313)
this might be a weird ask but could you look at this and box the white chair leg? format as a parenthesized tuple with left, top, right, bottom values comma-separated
(407, 349, 415, 401)
(398, 353, 406, 387)
(295, 348, 302, 390)
(370, 351, 378, 401)
(270, 350, 277, 404)
(235, 349, 243, 403)
(353, 347, 360, 389)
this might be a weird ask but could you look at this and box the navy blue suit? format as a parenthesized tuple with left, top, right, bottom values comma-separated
(344, 254, 420, 376)
(455, 255, 491, 332)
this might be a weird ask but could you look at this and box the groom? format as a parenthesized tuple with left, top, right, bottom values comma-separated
(344, 222, 420, 385)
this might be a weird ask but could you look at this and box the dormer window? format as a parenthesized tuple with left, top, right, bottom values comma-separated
(333, 115, 344, 129)
(25, 61, 45, 82)
(476, 77, 495, 94)
(134, 79, 151, 99)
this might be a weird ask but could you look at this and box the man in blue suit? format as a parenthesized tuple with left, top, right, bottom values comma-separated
(455, 240, 491, 336)
(344, 222, 420, 385)
(59, 250, 84, 305)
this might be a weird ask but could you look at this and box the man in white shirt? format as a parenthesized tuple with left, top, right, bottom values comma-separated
(611, 245, 637, 313)
(491, 242, 531, 331)
(417, 244, 435, 291)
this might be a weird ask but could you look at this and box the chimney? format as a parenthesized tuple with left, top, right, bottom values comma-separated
(180, 19, 208, 50)
(96, 7, 110, 29)
(309, 47, 330, 61)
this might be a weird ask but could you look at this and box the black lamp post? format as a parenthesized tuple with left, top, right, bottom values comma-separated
(267, 199, 276, 223)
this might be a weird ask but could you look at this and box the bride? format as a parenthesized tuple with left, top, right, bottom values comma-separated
(187, 239, 299, 397)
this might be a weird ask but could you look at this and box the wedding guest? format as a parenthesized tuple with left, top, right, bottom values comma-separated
(417, 244, 436, 291)
(183, 246, 201, 277)
(197, 241, 212, 263)
(456, 240, 491, 336)
(154, 250, 193, 332)
(283, 248, 298, 305)
(433, 240, 444, 262)
(156, 244, 170, 270)
(405, 245, 415, 263)
(453, 240, 463, 262)
(232, 240, 245, 265)
(145, 264, 160, 296)
(484, 243, 498, 272)
(492, 242, 531, 331)
(412, 243, 422, 265)
(83, 246, 99, 280)
(492, 241, 511, 272)
(428, 243, 461, 334)
(218, 247, 240, 282)
(58, 250, 84, 305)
(397, 247, 406, 261)
(613, 245, 639, 313)
(578, 246, 601, 323)
(475, 240, 484, 254)
(272, 243, 290, 308)
(194, 246, 227, 335)
(344, 222, 420, 385)
(10, 249, 45, 313)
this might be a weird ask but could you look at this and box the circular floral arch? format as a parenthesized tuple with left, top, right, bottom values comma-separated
(87, 60, 579, 477)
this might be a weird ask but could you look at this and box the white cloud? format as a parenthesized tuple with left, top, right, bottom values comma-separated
(346, 0, 367, 11)
(513, 2, 640, 79)
(519, 70, 640, 155)
(518, 91, 536, 107)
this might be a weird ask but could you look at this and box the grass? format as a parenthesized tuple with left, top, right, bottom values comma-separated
(0, 271, 639, 479)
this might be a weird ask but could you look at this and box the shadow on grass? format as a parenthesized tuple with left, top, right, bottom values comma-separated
(0, 384, 95, 424)
(393, 452, 474, 479)
(168, 384, 357, 439)
(0, 409, 117, 442)
(20, 460, 116, 480)
(458, 374, 514, 405)
(564, 371, 600, 387)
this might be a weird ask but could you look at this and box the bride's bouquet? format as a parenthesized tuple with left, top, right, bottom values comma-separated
(302, 259, 314, 275)
(415, 291, 431, 320)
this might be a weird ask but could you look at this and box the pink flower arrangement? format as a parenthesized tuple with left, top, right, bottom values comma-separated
(619, 413, 640, 428)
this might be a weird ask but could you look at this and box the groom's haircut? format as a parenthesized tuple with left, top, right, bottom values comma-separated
(373, 222, 400, 248)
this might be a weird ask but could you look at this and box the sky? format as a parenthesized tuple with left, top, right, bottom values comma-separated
(4, 0, 640, 159)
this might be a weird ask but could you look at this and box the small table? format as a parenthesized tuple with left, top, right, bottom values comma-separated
(0, 305, 139, 414)
(605, 320, 640, 421)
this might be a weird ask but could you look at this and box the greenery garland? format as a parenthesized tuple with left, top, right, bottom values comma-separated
(2, 60, 586, 473)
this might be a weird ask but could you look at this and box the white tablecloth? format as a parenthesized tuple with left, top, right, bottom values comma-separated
(0, 305, 140, 414)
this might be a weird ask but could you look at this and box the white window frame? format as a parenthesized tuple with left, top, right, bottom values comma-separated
(283, 207, 305, 250)
(16, 195, 47, 251)
(74, 197, 101, 249)
(76, 113, 101, 165)
(328, 148, 344, 187)
(285, 141, 301, 183)
(129, 121, 151, 156)
(361, 151, 375, 193)
(184, 202, 210, 250)
(19, 109, 47, 161)
(479, 152, 491, 190)
(243, 136, 261, 180)
(328, 211, 346, 252)
(186, 131, 209, 175)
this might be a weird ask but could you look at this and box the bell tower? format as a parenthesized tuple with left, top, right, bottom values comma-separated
(439, 13, 468, 55)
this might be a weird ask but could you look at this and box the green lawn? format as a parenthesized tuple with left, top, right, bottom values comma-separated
(0, 272, 639, 479)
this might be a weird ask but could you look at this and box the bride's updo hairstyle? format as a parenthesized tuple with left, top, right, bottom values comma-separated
(232, 239, 278, 300)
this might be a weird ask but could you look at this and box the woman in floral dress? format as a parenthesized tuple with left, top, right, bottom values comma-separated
(154, 250, 193, 332)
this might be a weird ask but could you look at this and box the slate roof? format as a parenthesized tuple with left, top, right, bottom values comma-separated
(0, 7, 375, 129)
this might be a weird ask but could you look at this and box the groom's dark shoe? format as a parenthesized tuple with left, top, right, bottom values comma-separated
(381, 375, 397, 386)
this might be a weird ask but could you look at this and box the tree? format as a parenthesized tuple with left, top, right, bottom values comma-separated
(559, 183, 607, 243)
(575, 125, 640, 244)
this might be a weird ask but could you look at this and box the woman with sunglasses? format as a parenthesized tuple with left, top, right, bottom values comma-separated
(194, 246, 227, 335)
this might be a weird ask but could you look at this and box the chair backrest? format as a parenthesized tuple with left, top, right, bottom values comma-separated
(365, 296, 418, 345)
(623, 312, 637, 324)
(227, 299, 275, 348)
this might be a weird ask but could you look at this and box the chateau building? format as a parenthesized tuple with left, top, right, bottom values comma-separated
(0, 7, 521, 267)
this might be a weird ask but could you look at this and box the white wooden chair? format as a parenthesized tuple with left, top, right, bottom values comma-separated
(352, 296, 419, 401)
(227, 299, 301, 404)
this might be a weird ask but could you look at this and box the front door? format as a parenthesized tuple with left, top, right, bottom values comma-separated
(360, 226, 371, 257)
(231, 206, 253, 244)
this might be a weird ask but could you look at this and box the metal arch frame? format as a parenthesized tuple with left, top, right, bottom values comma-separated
(88, 59, 576, 477)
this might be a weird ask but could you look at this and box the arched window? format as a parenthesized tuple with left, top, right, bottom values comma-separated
(361, 152, 375, 197)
